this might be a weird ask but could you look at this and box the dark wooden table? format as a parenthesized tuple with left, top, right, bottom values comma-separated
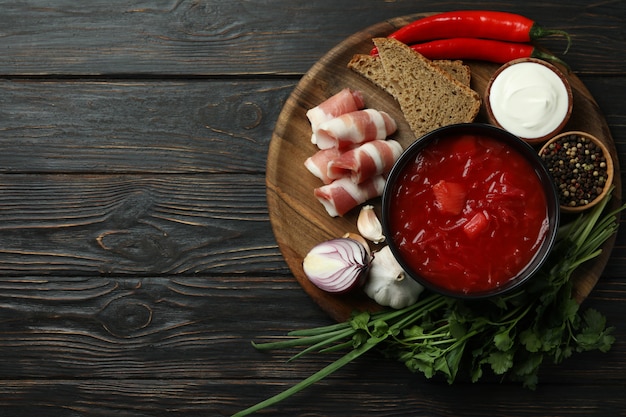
(0, 1, 624, 416)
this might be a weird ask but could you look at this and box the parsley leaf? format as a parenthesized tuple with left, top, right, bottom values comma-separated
(575, 308, 615, 352)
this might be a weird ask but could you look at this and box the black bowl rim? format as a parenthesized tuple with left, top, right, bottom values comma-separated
(381, 123, 561, 299)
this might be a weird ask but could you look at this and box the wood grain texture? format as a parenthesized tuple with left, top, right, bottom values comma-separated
(0, 1, 624, 416)
(0, 276, 624, 416)
(0, 1, 623, 75)
(0, 276, 315, 379)
(2, 379, 626, 417)
(0, 80, 294, 173)
(0, 174, 286, 275)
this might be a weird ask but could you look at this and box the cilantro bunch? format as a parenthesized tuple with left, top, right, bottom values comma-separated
(233, 190, 624, 417)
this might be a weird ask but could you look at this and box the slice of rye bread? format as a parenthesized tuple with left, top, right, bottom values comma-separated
(355, 37, 481, 138)
(434, 60, 472, 86)
(348, 54, 471, 92)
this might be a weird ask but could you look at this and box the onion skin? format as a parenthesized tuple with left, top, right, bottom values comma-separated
(302, 238, 370, 293)
(342, 232, 371, 255)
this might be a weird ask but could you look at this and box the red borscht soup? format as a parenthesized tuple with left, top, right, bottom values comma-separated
(386, 130, 551, 296)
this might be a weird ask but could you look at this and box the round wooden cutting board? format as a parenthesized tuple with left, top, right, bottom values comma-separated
(266, 14, 622, 323)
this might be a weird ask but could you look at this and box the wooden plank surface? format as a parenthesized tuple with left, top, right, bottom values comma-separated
(0, 1, 623, 75)
(0, 276, 624, 415)
(0, 175, 284, 275)
(0, 1, 624, 416)
(0, 80, 294, 173)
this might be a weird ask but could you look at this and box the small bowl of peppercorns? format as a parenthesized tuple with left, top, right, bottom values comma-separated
(539, 131, 614, 213)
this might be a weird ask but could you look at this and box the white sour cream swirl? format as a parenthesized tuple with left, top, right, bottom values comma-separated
(489, 62, 569, 139)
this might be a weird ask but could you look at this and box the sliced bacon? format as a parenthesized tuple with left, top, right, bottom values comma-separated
(328, 140, 403, 184)
(314, 175, 386, 217)
(306, 88, 365, 132)
(315, 109, 397, 150)
(304, 147, 342, 184)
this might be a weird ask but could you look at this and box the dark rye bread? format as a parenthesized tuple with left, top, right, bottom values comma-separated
(348, 54, 471, 91)
(352, 37, 481, 138)
(432, 60, 472, 86)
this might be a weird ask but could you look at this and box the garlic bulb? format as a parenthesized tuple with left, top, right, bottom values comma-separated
(357, 205, 385, 244)
(363, 246, 424, 309)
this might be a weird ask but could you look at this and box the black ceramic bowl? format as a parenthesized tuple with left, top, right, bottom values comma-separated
(382, 123, 560, 299)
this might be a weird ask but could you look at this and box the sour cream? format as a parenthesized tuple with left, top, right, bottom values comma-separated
(488, 60, 571, 141)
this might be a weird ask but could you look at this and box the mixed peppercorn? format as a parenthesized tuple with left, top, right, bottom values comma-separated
(540, 133, 609, 208)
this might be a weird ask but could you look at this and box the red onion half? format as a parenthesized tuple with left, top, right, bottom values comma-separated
(302, 238, 370, 293)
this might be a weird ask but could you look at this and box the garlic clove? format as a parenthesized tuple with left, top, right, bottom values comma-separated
(357, 205, 385, 244)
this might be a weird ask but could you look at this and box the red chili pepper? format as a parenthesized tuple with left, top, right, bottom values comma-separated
(395, 10, 569, 45)
(406, 38, 569, 67)
(371, 10, 571, 55)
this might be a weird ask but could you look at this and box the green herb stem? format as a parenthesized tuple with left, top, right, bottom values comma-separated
(252, 327, 353, 351)
(319, 340, 354, 353)
(232, 338, 382, 417)
(287, 329, 358, 362)
(388, 295, 448, 328)
(288, 321, 352, 337)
